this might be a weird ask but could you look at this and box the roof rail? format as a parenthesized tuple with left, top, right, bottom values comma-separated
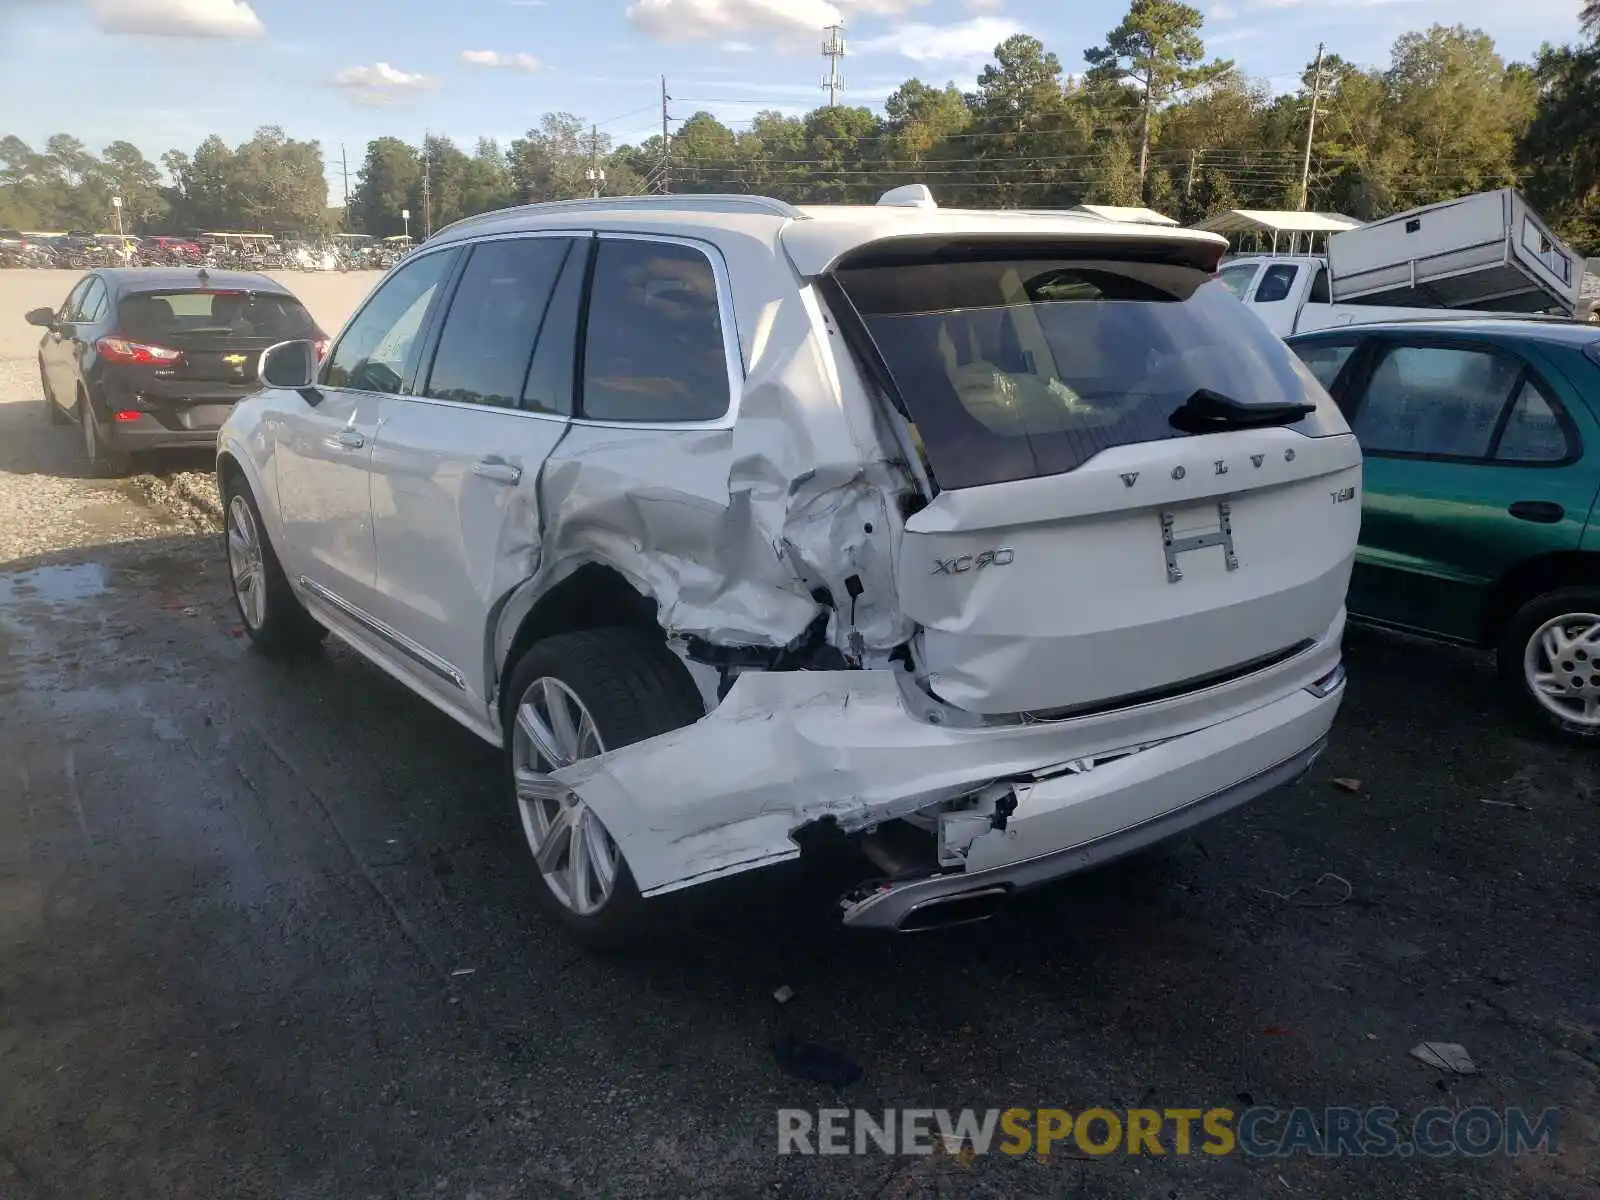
(432, 193, 806, 240)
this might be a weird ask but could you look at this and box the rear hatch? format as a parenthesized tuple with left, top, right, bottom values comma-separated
(832, 240, 1361, 717)
(116, 288, 318, 391)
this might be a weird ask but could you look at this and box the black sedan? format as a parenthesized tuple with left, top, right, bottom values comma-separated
(28, 267, 326, 474)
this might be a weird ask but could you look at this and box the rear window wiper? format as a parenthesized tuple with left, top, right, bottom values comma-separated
(1169, 388, 1314, 434)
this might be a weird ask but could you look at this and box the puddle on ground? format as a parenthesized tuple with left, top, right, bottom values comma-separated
(0, 562, 109, 607)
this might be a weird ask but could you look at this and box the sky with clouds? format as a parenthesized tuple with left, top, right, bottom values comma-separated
(0, 0, 1588, 196)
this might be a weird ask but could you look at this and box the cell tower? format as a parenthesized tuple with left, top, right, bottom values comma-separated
(821, 24, 846, 107)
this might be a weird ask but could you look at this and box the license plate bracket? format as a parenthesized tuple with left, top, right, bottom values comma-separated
(1160, 502, 1237, 583)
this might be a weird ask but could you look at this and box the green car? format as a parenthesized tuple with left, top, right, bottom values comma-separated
(1288, 318, 1600, 741)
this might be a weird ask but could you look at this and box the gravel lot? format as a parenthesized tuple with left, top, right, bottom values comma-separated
(0, 269, 381, 553)
(0, 267, 1597, 1199)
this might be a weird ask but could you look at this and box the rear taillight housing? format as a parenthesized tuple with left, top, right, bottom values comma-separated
(97, 337, 183, 365)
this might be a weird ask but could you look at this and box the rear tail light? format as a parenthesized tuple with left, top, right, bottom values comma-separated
(97, 337, 182, 365)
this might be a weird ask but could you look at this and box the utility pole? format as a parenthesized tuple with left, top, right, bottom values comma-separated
(658, 75, 672, 194)
(340, 143, 351, 231)
(1185, 148, 1200, 201)
(821, 23, 846, 107)
(1299, 41, 1325, 211)
(420, 130, 432, 238)
(586, 124, 605, 198)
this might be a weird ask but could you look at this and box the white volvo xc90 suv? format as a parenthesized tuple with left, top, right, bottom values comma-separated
(219, 188, 1360, 943)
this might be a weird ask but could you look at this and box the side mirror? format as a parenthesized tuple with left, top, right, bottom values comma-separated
(259, 340, 319, 389)
(25, 307, 56, 328)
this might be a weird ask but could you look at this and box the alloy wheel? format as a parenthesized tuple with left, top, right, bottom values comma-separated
(510, 677, 621, 916)
(226, 495, 267, 631)
(1523, 612, 1600, 727)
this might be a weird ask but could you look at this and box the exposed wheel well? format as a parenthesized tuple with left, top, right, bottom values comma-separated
(217, 452, 246, 493)
(1480, 552, 1600, 645)
(497, 564, 663, 718)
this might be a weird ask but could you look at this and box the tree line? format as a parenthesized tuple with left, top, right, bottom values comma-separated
(2, 1, 1596, 253)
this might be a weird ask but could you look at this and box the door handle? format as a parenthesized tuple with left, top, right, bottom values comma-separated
(472, 459, 522, 486)
(1508, 500, 1564, 524)
(323, 430, 365, 451)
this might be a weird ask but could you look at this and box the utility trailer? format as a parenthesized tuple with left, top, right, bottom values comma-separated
(1326, 189, 1582, 316)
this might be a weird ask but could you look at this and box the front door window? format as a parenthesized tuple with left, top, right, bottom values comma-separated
(324, 250, 458, 393)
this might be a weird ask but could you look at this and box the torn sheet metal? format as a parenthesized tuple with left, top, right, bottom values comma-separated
(493, 278, 915, 672)
(551, 620, 1343, 896)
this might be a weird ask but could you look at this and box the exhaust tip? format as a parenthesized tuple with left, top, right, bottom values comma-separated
(896, 886, 1009, 932)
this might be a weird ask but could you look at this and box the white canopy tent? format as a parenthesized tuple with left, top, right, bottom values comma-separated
(1191, 209, 1363, 255)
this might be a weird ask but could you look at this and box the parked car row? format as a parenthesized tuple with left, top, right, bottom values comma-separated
(25, 191, 1600, 950)
(0, 229, 406, 272)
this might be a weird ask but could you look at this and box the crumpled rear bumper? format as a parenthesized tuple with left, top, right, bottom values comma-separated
(839, 703, 1332, 930)
(551, 616, 1346, 906)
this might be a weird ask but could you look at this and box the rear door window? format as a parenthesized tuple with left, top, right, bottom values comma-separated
(422, 237, 574, 410)
(579, 238, 731, 423)
(1494, 379, 1575, 463)
(522, 240, 587, 415)
(1351, 344, 1521, 459)
(837, 254, 1319, 490)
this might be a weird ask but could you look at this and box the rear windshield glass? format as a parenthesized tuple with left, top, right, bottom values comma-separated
(119, 289, 316, 342)
(838, 255, 1317, 490)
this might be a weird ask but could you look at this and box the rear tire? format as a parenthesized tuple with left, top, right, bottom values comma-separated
(1498, 587, 1600, 742)
(220, 474, 327, 656)
(501, 627, 705, 948)
(79, 395, 130, 477)
(41, 365, 67, 425)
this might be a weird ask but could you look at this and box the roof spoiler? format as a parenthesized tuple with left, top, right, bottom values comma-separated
(876, 184, 936, 210)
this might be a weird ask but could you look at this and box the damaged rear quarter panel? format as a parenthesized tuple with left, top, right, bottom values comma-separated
(491, 227, 914, 694)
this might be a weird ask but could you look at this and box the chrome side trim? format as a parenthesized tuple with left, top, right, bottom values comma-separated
(297, 576, 469, 692)
(380, 393, 570, 424)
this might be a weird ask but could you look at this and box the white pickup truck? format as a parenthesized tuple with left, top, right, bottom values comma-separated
(1220, 190, 1593, 337)
(1222, 255, 1597, 337)
(1217, 256, 1451, 338)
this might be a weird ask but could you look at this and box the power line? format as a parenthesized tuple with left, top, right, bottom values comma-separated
(594, 101, 660, 129)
